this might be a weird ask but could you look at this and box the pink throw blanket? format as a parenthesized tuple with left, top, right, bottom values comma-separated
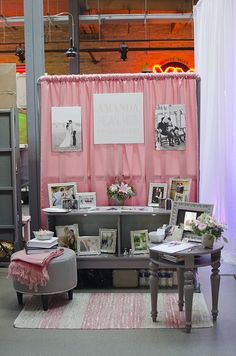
(8, 248, 64, 292)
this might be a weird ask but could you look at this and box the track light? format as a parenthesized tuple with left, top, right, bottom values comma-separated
(51, 12, 77, 58)
(15, 45, 25, 63)
(119, 41, 128, 61)
(65, 37, 77, 58)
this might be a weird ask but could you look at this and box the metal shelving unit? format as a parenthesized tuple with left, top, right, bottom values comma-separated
(0, 109, 22, 264)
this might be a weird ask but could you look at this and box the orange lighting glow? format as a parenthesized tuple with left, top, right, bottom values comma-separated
(152, 64, 195, 73)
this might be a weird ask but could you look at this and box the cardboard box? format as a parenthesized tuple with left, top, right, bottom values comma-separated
(0, 63, 16, 109)
(113, 269, 139, 288)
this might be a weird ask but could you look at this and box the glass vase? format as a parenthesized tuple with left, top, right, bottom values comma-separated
(109, 198, 124, 206)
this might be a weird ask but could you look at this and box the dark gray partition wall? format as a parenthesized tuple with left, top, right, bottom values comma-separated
(0, 109, 22, 262)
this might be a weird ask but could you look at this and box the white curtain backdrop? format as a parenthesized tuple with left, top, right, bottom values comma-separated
(194, 0, 236, 244)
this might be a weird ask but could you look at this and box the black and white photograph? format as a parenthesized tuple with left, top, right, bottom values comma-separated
(148, 183, 168, 207)
(51, 106, 82, 152)
(99, 228, 117, 254)
(155, 104, 186, 151)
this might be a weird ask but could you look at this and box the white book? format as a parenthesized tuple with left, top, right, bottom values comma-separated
(150, 241, 197, 254)
(27, 237, 58, 248)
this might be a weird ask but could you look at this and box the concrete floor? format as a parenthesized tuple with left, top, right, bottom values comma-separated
(0, 263, 236, 356)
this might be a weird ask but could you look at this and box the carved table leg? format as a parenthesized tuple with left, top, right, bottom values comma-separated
(211, 260, 221, 321)
(177, 269, 184, 311)
(149, 261, 159, 322)
(184, 269, 194, 333)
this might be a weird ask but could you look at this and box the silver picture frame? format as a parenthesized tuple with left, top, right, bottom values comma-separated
(169, 201, 214, 241)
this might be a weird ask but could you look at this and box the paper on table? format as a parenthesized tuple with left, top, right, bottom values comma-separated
(150, 241, 197, 254)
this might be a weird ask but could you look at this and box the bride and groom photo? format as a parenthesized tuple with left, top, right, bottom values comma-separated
(51, 106, 82, 152)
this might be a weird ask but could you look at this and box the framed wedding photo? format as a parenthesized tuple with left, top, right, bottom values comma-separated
(76, 192, 96, 209)
(48, 182, 77, 207)
(130, 229, 149, 254)
(77, 236, 101, 255)
(168, 178, 192, 201)
(148, 183, 168, 207)
(51, 106, 82, 152)
(99, 228, 117, 254)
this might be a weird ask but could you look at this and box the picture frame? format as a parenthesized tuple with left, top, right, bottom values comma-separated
(174, 192, 186, 202)
(77, 236, 101, 255)
(148, 183, 168, 207)
(99, 228, 117, 254)
(48, 182, 77, 208)
(169, 201, 214, 241)
(130, 229, 149, 254)
(168, 178, 192, 201)
(55, 224, 79, 252)
(51, 106, 82, 152)
(76, 192, 96, 209)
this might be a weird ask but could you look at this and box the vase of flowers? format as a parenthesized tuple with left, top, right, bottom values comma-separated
(191, 213, 227, 249)
(107, 177, 135, 206)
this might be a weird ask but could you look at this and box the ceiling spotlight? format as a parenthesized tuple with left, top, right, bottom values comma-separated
(15, 45, 25, 63)
(52, 12, 77, 59)
(65, 37, 77, 58)
(119, 41, 128, 61)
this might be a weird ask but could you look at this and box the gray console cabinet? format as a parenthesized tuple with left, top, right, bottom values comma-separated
(46, 209, 170, 270)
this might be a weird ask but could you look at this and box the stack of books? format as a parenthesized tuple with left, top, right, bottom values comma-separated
(161, 254, 185, 263)
(25, 237, 58, 255)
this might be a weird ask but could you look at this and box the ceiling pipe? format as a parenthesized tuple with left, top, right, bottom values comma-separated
(1, 13, 193, 26)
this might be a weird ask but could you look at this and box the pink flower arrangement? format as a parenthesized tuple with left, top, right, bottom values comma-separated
(107, 177, 135, 202)
(191, 213, 227, 242)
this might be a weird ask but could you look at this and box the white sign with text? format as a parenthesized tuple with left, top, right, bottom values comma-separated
(93, 92, 144, 144)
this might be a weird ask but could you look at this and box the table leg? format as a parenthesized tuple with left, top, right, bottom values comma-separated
(184, 269, 194, 333)
(149, 261, 159, 322)
(177, 269, 184, 311)
(211, 260, 221, 321)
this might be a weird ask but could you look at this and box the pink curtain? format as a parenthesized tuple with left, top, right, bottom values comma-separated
(40, 73, 199, 225)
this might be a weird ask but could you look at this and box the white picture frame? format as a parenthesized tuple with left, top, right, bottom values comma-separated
(168, 178, 192, 202)
(148, 183, 168, 207)
(48, 182, 77, 207)
(77, 236, 101, 255)
(99, 228, 117, 254)
(55, 224, 79, 252)
(76, 192, 96, 209)
(130, 229, 149, 254)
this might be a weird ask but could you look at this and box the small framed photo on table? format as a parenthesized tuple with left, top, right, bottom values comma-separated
(130, 229, 149, 254)
(77, 236, 101, 255)
(99, 228, 117, 254)
(76, 192, 96, 209)
(48, 182, 77, 207)
(168, 178, 192, 202)
(148, 183, 168, 207)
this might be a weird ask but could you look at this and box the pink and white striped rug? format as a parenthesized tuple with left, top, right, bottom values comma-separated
(14, 292, 213, 329)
